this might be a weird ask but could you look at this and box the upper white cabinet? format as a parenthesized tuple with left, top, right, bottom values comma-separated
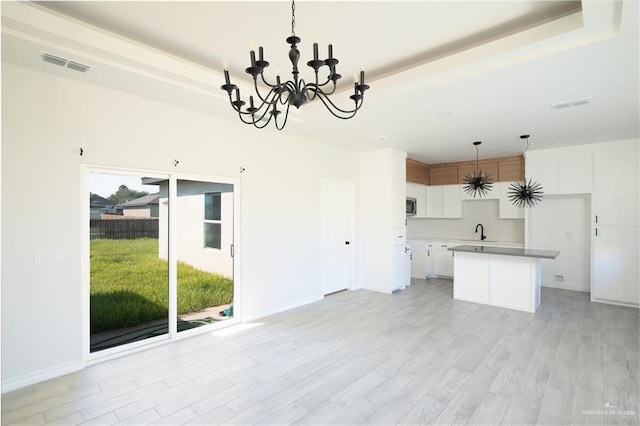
(526, 150, 558, 194)
(558, 151, 593, 194)
(593, 140, 639, 227)
(526, 149, 593, 195)
(460, 182, 499, 200)
(498, 182, 524, 219)
(406, 182, 427, 218)
(426, 185, 462, 218)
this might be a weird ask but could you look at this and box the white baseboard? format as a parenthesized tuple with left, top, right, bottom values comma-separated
(242, 294, 324, 323)
(542, 280, 589, 293)
(2, 360, 84, 394)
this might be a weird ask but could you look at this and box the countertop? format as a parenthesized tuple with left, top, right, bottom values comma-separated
(447, 244, 560, 259)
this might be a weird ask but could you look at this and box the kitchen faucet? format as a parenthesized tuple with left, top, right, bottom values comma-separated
(475, 223, 486, 241)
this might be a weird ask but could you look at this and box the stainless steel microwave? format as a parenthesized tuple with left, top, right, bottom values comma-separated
(406, 197, 417, 216)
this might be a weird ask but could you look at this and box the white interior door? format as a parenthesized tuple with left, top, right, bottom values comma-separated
(321, 179, 355, 295)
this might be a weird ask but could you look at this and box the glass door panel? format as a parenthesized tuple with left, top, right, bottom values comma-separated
(176, 179, 234, 332)
(89, 172, 168, 352)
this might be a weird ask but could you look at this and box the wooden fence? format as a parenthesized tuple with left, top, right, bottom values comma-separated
(90, 219, 159, 240)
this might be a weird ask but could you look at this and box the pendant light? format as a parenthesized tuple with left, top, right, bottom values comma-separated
(463, 141, 494, 198)
(507, 135, 544, 208)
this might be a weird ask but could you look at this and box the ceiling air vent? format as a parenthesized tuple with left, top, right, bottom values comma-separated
(41, 52, 90, 73)
(41, 53, 67, 67)
(551, 97, 591, 110)
(66, 61, 91, 73)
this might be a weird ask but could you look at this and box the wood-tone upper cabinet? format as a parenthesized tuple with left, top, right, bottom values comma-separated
(457, 162, 499, 184)
(498, 158, 524, 181)
(429, 166, 458, 185)
(406, 159, 430, 185)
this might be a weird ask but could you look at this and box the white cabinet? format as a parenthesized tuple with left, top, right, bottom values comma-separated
(406, 182, 427, 218)
(426, 185, 462, 218)
(526, 149, 593, 196)
(526, 150, 558, 194)
(393, 244, 411, 291)
(460, 182, 499, 200)
(426, 243, 434, 277)
(432, 242, 455, 277)
(361, 148, 407, 294)
(591, 140, 639, 307)
(593, 140, 639, 227)
(409, 240, 427, 279)
(498, 181, 525, 219)
(558, 150, 593, 194)
(593, 226, 639, 306)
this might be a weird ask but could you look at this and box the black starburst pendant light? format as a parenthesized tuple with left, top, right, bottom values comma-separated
(507, 135, 544, 208)
(463, 141, 494, 198)
(220, 0, 369, 130)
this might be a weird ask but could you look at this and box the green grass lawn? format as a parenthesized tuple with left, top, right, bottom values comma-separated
(90, 238, 233, 334)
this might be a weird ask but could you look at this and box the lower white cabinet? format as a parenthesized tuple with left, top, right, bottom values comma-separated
(433, 242, 455, 277)
(593, 225, 639, 306)
(393, 244, 411, 291)
(409, 240, 427, 279)
(426, 243, 434, 277)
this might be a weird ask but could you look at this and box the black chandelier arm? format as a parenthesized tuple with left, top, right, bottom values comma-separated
(273, 102, 292, 131)
(313, 90, 361, 119)
(252, 79, 283, 105)
(313, 86, 365, 116)
(258, 72, 281, 89)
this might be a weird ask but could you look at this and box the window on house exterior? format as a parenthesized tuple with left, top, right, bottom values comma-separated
(204, 192, 221, 249)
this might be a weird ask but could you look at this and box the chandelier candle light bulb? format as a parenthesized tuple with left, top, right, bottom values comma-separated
(220, 0, 368, 130)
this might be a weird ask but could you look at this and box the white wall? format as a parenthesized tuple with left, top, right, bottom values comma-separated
(158, 181, 234, 278)
(407, 199, 524, 243)
(1, 63, 362, 389)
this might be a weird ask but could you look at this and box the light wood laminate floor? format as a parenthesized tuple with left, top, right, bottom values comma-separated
(2, 279, 639, 425)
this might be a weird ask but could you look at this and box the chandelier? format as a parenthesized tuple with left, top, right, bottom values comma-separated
(463, 141, 494, 198)
(220, 0, 369, 130)
(507, 135, 544, 208)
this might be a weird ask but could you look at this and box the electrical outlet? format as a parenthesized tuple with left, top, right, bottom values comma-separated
(554, 275, 564, 282)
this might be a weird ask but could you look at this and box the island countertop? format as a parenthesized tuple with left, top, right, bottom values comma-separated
(448, 244, 560, 260)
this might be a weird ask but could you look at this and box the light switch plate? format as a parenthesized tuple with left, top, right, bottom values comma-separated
(34, 250, 65, 264)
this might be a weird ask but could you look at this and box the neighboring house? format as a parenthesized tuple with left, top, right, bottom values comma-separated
(116, 193, 159, 218)
(151, 180, 234, 279)
(89, 194, 116, 220)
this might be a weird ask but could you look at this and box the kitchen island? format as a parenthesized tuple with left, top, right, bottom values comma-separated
(448, 245, 559, 313)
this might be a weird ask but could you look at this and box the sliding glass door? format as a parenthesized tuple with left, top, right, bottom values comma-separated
(89, 172, 168, 352)
(176, 180, 234, 333)
(87, 170, 236, 355)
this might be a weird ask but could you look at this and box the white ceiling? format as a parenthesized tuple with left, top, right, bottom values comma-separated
(2, 1, 639, 163)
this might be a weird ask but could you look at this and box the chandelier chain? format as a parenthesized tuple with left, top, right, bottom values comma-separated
(291, 0, 296, 36)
